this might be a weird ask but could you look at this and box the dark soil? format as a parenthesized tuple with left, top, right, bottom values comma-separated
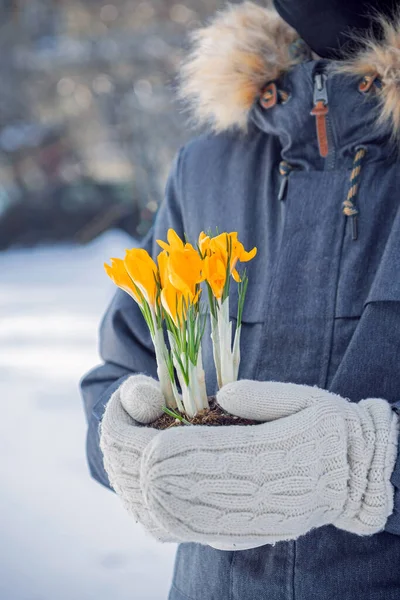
(151, 397, 259, 430)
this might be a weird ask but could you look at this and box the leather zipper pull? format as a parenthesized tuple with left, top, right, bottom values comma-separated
(311, 73, 329, 158)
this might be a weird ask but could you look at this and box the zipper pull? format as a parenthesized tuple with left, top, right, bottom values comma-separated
(278, 161, 292, 201)
(311, 72, 329, 158)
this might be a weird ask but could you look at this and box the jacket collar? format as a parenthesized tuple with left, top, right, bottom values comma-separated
(179, 1, 400, 138)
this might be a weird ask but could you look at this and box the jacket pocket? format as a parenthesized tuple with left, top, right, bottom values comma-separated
(328, 266, 400, 390)
(227, 282, 266, 380)
(330, 300, 400, 403)
(364, 272, 400, 307)
(228, 281, 266, 324)
(335, 206, 400, 319)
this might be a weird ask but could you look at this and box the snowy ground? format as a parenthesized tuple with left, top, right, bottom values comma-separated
(0, 232, 176, 600)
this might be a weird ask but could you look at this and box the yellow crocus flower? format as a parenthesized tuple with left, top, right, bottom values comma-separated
(124, 248, 158, 306)
(199, 231, 257, 283)
(231, 234, 257, 264)
(104, 258, 142, 305)
(198, 231, 211, 256)
(210, 232, 257, 265)
(167, 246, 204, 300)
(208, 232, 230, 260)
(161, 281, 186, 326)
(203, 252, 227, 300)
(157, 228, 185, 253)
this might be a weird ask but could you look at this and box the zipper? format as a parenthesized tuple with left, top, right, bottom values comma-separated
(311, 71, 336, 169)
(311, 72, 329, 158)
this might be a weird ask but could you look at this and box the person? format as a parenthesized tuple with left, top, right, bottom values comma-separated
(81, 1, 400, 598)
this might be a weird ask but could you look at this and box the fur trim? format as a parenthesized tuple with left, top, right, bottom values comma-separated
(179, 2, 300, 132)
(337, 15, 400, 138)
(180, 3, 400, 136)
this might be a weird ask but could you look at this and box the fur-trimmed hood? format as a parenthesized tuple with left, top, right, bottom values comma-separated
(180, 2, 400, 135)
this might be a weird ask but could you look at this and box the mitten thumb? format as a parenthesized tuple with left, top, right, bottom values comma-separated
(120, 374, 165, 424)
(217, 380, 339, 421)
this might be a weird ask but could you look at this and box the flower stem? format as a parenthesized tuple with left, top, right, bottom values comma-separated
(151, 311, 178, 409)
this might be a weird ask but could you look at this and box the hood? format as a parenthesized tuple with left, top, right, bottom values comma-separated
(179, 1, 400, 136)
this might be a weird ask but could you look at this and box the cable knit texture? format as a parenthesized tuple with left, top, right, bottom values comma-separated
(140, 381, 399, 547)
(119, 375, 166, 424)
(99, 374, 179, 543)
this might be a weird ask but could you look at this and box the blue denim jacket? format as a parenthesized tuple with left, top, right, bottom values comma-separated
(81, 11, 400, 599)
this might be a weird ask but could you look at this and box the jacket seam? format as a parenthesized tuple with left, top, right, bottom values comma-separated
(292, 539, 297, 600)
(254, 154, 289, 379)
(229, 550, 237, 600)
(176, 145, 188, 235)
(320, 194, 348, 388)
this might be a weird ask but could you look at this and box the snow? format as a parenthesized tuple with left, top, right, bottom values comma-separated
(0, 231, 176, 600)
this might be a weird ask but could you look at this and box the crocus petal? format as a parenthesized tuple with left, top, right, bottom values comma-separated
(192, 288, 202, 304)
(210, 233, 230, 260)
(124, 248, 158, 306)
(168, 269, 192, 299)
(104, 258, 142, 305)
(230, 256, 239, 271)
(157, 250, 169, 289)
(156, 239, 170, 252)
(168, 247, 204, 299)
(161, 282, 185, 326)
(238, 245, 257, 262)
(167, 228, 185, 250)
(204, 253, 226, 300)
(198, 232, 211, 256)
(157, 229, 186, 253)
(232, 268, 241, 283)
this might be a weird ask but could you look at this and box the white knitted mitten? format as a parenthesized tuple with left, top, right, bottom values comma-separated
(141, 380, 399, 548)
(99, 374, 179, 543)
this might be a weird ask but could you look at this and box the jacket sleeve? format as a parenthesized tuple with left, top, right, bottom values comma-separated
(328, 300, 400, 536)
(80, 149, 186, 489)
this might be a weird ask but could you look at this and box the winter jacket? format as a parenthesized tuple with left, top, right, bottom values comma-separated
(81, 3, 400, 599)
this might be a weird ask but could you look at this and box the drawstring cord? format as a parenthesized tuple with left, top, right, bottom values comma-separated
(343, 147, 367, 241)
(278, 160, 293, 201)
(279, 148, 367, 234)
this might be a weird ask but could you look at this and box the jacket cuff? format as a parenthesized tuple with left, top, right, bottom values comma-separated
(87, 374, 131, 490)
(385, 401, 400, 535)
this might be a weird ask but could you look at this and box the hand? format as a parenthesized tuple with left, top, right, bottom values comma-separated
(140, 380, 399, 548)
(99, 374, 179, 542)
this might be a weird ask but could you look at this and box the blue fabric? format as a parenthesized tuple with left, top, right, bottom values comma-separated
(81, 59, 400, 599)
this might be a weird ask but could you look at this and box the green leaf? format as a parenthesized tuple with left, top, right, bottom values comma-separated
(237, 271, 249, 328)
(162, 406, 191, 426)
(206, 281, 217, 320)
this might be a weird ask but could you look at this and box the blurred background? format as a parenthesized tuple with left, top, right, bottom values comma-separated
(0, 1, 235, 599)
(0, 0, 226, 248)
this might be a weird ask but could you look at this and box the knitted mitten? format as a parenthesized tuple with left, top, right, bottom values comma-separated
(100, 374, 179, 543)
(141, 381, 399, 547)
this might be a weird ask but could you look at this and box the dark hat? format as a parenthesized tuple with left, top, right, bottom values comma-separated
(273, 0, 398, 58)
